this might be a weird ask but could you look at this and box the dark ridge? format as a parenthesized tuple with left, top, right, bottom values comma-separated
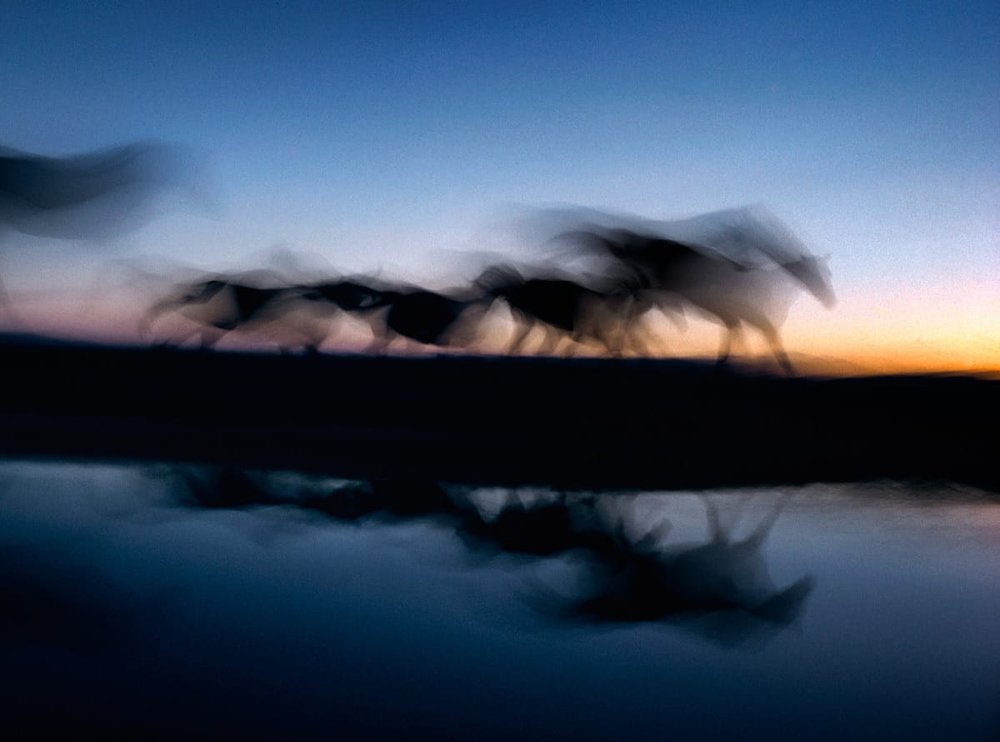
(0, 337, 996, 493)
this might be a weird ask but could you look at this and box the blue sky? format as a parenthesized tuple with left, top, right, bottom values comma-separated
(2, 1, 998, 365)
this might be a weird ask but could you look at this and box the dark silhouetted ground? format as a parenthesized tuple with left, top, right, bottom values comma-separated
(0, 334, 996, 493)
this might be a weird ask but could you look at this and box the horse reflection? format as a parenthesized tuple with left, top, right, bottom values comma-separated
(567, 494, 814, 640)
(165, 468, 813, 645)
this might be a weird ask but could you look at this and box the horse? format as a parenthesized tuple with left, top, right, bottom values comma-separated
(555, 213, 835, 373)
(139, 274, 317, 350)
(474, 264, 645, 356)
(363, 285, 488, 353)
(296, 276, 393, 346)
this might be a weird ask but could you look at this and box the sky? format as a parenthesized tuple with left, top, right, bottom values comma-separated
(1, 0, 998, 372)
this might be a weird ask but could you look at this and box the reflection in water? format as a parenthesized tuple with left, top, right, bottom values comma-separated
(171, 467, 813, 644)
(561, 495, 815, 645)
(0, 461, 998, 740)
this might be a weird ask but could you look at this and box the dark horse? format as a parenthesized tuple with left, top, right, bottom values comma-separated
(364, 285, 487, 352)
(474, 264, 642, 356)
(300, 277, 487, 352)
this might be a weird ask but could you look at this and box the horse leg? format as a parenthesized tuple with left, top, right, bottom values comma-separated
(595, 321, 624, 358)
(283, 308, 333, 353)
(758, 321, 794, 375)
(592, 306, 632, 357)
(745, 492, 791, 548)
(717, 321, 742, 365)
(441, 305, 480, 353)
(507, 318, 535, 355)
(283, 320, 324, 355)
(536, 324, 565, 356)
(610, 296, 645, 357)
(155, 321, 200, 348)
(322, 312, 346, 347)
(366, 324, 394, 354)
(625, 312, 666, 357)
(699, 494, 727, 544)
(197, 326, 224, 349)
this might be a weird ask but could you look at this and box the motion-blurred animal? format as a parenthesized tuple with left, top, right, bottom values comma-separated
(559, 216, 834, 372)
(365, 285, 486, 352)
(475, 264, 641, 356)
(139, 275, 313, 349)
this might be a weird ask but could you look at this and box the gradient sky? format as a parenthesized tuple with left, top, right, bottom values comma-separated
(2, 1, 998, 370)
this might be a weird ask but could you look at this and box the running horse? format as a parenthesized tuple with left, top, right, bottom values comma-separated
(139, 274, 317, 350)
(474, 263, 643, 356)
(554, 206, 835, 373)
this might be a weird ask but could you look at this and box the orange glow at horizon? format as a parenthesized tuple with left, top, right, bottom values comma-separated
(3, 285, 998, 378)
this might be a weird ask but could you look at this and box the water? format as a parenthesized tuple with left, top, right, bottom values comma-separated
(1, 461, 997, 740)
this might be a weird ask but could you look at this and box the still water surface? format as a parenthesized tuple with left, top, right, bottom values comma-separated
(1, 461, 997, 740)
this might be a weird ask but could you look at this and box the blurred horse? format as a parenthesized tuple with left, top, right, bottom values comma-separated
(474, 264, 643, 356)
(558, 220, 834, 372)
(139, 274, 316, 350)
(363, 285, 488, 352)
(298, 276, 391, 345)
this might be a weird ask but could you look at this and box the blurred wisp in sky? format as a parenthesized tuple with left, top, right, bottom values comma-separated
(0, 141, 206, 240)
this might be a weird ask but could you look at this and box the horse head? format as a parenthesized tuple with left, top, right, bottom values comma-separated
(780, 255, 835, 309)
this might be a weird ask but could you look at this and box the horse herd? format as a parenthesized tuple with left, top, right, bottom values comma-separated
(1, 141, 835, 371)
(140, 212, 835, 372)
